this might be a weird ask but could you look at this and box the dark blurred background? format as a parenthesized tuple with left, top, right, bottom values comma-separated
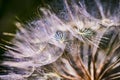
(0, 0, 43, 54)
(0, 0, 47, 37)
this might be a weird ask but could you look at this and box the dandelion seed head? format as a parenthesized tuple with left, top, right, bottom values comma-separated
(0, 0, 120, 80)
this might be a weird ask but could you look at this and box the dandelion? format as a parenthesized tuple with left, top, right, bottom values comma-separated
(0, 0, 120, 80)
